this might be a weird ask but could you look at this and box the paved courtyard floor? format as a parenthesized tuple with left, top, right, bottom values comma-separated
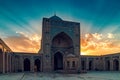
(0, 71, 120, 80)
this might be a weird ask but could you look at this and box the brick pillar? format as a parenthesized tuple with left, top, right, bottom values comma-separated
(78, 56, 81, 71)
(119, 59, 120, 71)
(10, 54, 11, 72)
(93, 60, 96, 70)
(102, 58, 106, 71)
(12, 56, 15, 72)
(2, 48, 5, 73)
(31, 57, 34, 72)
(20, 56, 23, 72)
(41, 54, 43, 72)
(86, 58, 89, 70)
(7, 53, 8, 73)
(110, 59, 113, 71)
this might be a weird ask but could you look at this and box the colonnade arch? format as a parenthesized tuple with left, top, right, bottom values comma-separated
(24, 58, 30, 71)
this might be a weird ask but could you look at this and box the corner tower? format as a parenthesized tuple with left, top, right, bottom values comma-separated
(41, 15, 80, 72)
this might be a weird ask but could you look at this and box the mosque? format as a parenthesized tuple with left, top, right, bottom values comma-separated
(0, 15, 120, 73)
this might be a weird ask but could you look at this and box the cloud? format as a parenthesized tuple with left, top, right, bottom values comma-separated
(2, 31, 119, 55)
(107, 33, 114, 39)
(81, 33, 120, 55)
(16, 31, 41, 42)
(3, 32, 41, 53)
(85, 33, 93, 39)
(93, 33, 102, 40)
(85, 33, 102, 41)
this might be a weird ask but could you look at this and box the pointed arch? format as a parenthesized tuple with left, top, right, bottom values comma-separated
(54, 52, 63, 70)
(52, 32, 73, 48)
(34, 59, 41, 72)
(113, 59, 119, 71)
(24, 58, 30, 71)
(89, 60, 93, 70)
(81, 60, 86, 70)
(105, 60, 110, 71)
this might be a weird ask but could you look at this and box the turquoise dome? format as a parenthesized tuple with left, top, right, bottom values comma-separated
(49, 15, 62, 21)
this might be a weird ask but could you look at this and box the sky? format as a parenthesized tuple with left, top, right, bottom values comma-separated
(0, 0, 120, 55)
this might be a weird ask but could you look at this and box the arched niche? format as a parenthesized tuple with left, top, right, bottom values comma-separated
(51, 32, 74, 54)
(34, 59, 41, 72)
(24, 58, 30, 71)
(52, 32, 73, 48)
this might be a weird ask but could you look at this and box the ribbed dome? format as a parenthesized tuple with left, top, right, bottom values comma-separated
(49, 15, 62, 21)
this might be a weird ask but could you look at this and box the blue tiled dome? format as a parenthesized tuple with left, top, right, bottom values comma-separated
(49, 15, 62, 21)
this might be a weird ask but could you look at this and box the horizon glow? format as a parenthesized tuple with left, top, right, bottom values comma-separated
(1, 0, 120, 55)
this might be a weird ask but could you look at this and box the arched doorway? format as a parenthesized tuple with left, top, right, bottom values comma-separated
(105, 60, 110, 70)
(24, 58, 30, 71)
(81, 60, 86, 70)
(54, 52, 63, 70)
(52, 32, 73, 71)
(113, 59, 119, 71)
(89, 61, 93, 70)
(34, 59, 41, 72)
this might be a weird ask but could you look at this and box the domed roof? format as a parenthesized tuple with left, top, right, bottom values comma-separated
(49, 15, 62, 21)
(67, 54, 75, 57)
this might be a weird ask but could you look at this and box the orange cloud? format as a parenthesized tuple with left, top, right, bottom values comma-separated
(3, 32, 41, 53)
(3, 31, 120, 56)
(81, 33, 120, 55)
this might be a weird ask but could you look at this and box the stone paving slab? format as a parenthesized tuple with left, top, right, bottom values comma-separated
(0, 71, 120, 80)
(0, 73, 24, 80)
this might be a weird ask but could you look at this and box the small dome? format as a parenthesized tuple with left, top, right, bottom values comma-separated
(49, 15, 62, 21)
(67, 54, 75, 57)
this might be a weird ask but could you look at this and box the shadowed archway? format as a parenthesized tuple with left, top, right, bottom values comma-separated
(89, 61, 93, 70)
(113, 59, 119, 71)
(24, 58, 30, 71)
(105, 60, 110, 71)
(34, 59, 41, 72)
(52, 32, 73, 52)
(81, 60, 86, 70)
(54, 52, 63, 70)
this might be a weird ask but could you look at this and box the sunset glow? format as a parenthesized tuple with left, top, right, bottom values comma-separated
(4, 32, 41, 53)
(81, 52, 87, 55)
(81, 33, 120, 55)
(1, 0, 120, 55)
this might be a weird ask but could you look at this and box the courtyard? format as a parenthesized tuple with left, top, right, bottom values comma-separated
(0, 71, 120, 80)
